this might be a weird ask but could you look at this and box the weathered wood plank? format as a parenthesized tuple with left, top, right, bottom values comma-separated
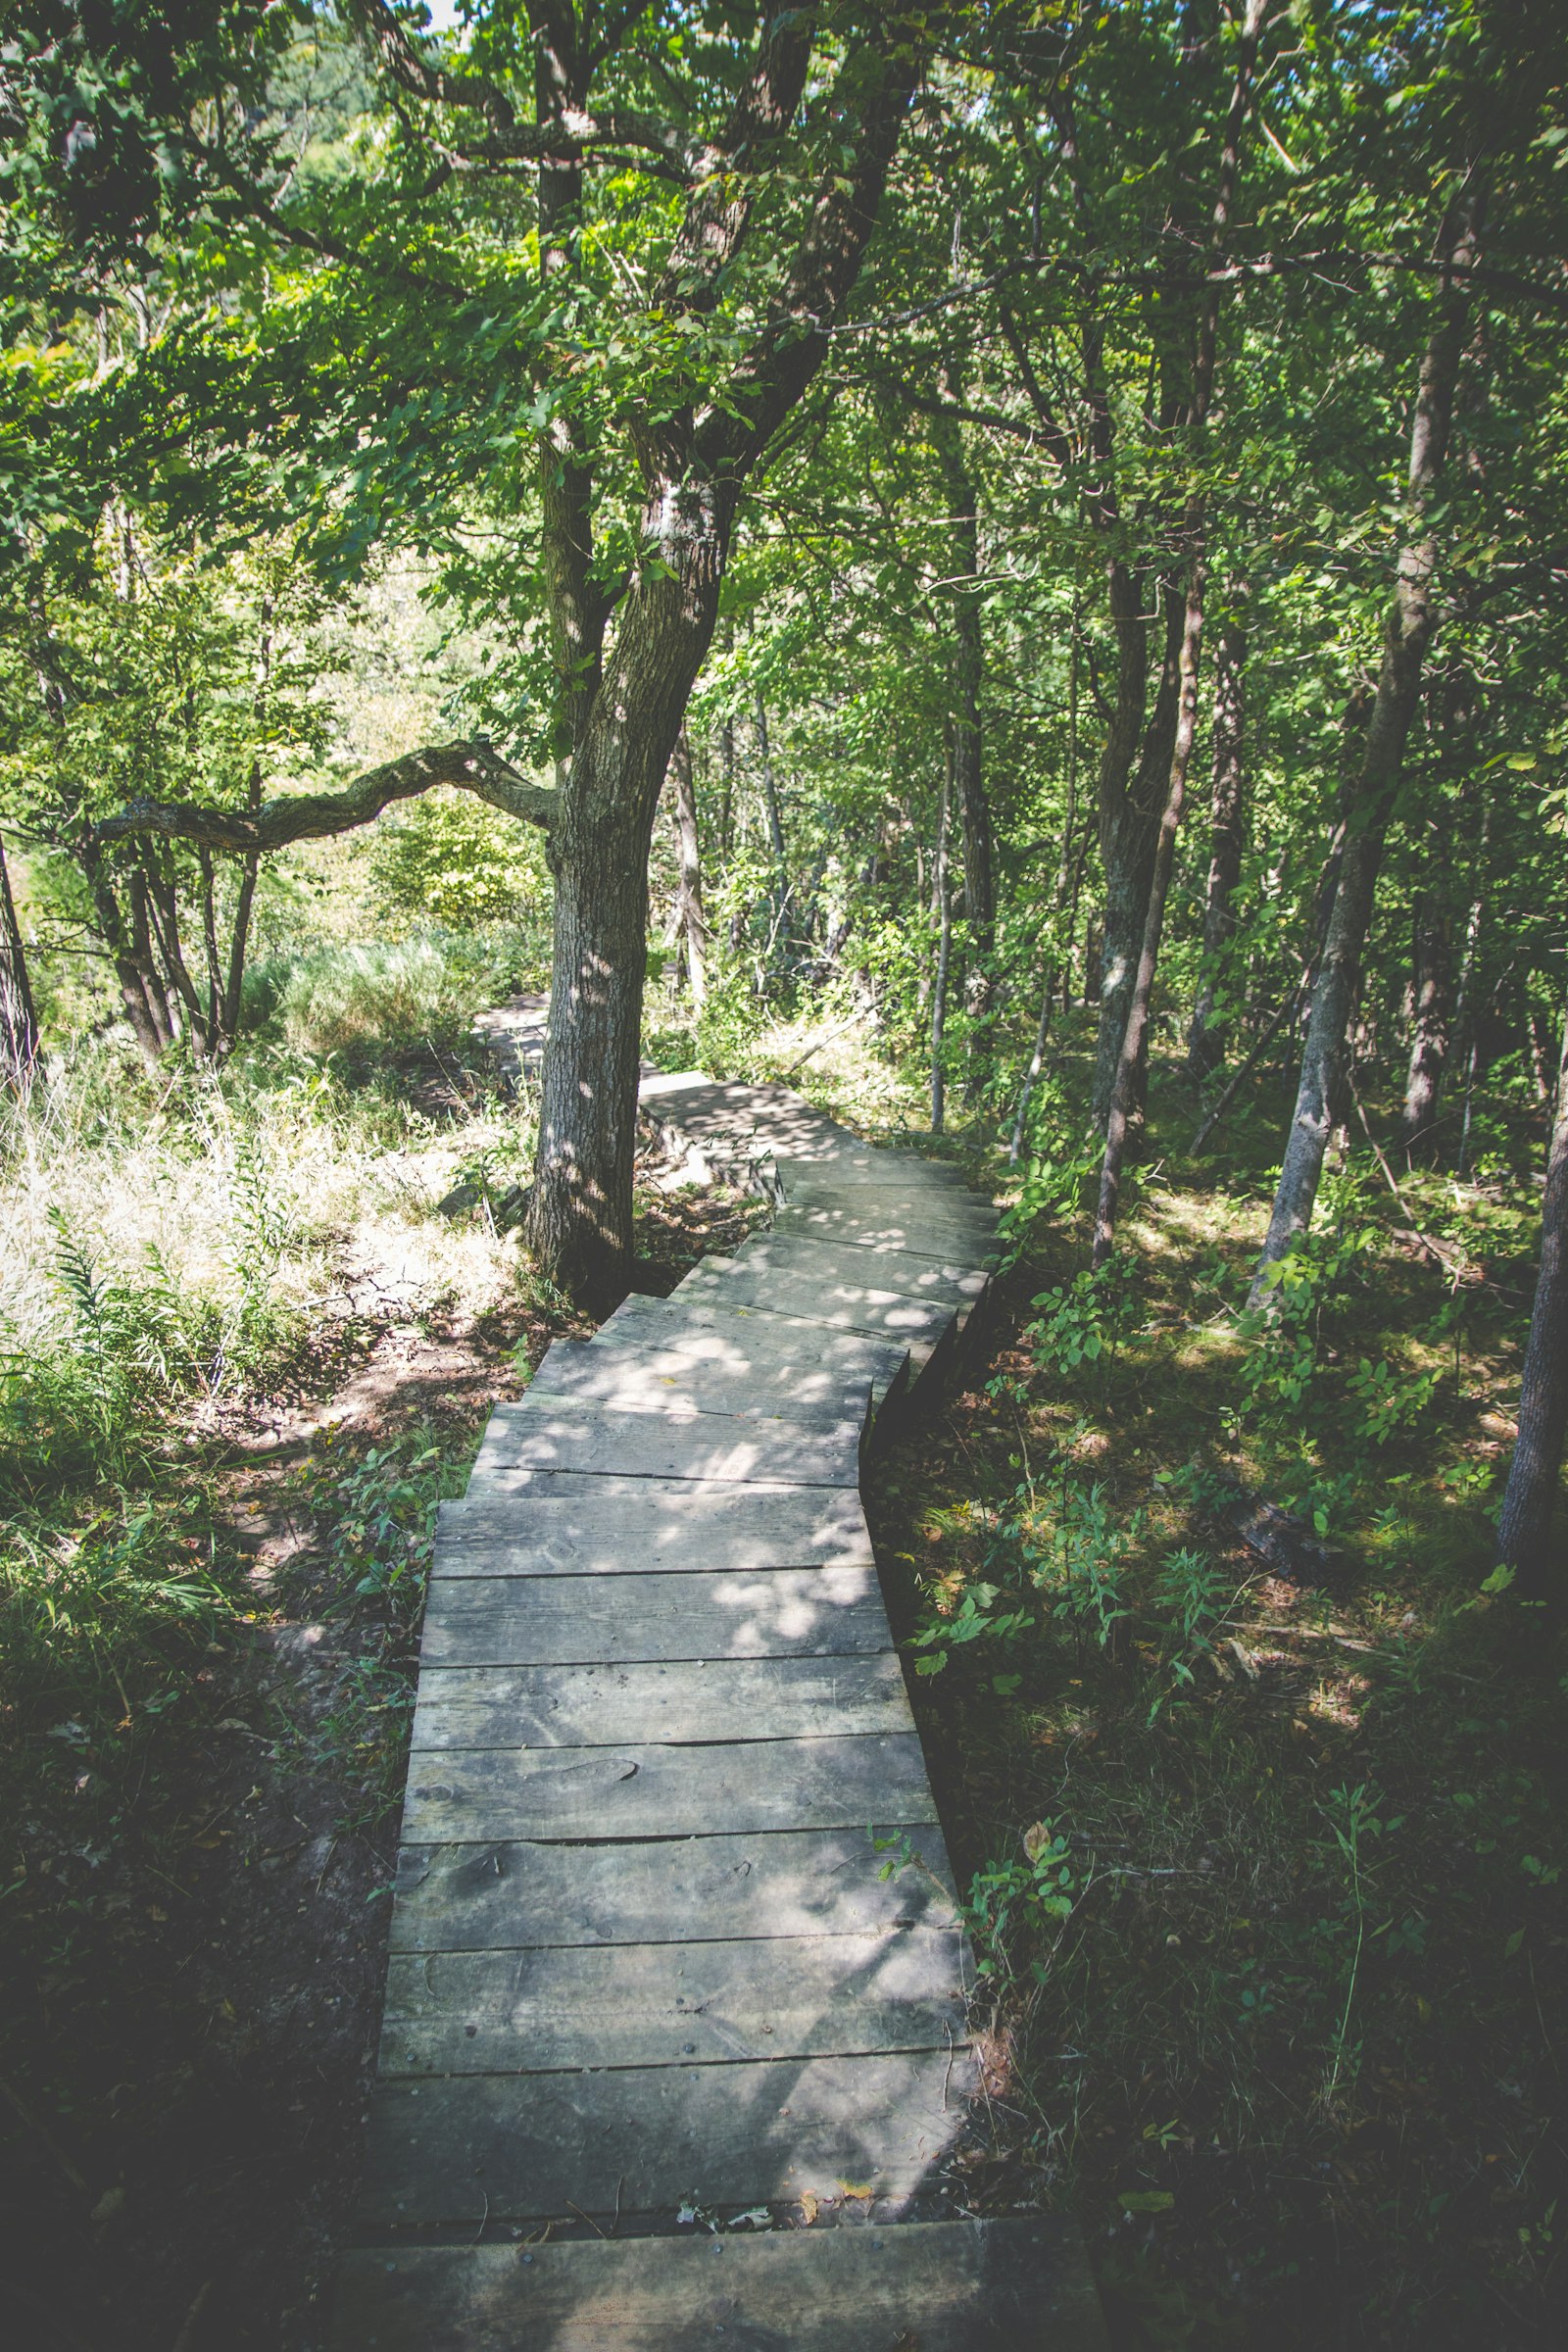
(601, 1295, 914, 1397)
(354, 2047, 976, 2227)
(419, 1565, 888, 1664)
(386, 1825, 961, 1953)
(674, 1258, 957, 1351)
(468, 1399, 863, 1489)
(733, 1229, 991, 1304)
(775, 1201, 1003, 1258)
(400, 1731, 938, 1844)
(776, 1151, 974, 1187)
(522, 1333, 878, 1427)
(333, 2216, 1109, 2352)
(780, 1172, 991, 1210)
(431, 1482, 873, 1577)
(412, 1654, 911, 1750)
(378, 1926, 969, 2075)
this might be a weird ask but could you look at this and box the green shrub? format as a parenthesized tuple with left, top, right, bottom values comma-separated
(369, 789, 550, 926)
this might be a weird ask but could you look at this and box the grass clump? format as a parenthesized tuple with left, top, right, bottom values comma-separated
(245, 927, 529, 1063)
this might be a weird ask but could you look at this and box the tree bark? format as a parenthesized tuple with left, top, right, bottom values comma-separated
(1250, 179, 1486, 1303)
(1185, 584, 1249, 1079)
(1093, 0, 1268, 1255)
(531, 469, 737, 1311)
(663, 725, 708, 1005)
(1494, 993, 1568, 1592)
(930, 755, 954, 1136)
(933, 404, 996, 1096)
(0, 830, 42, 1087)
(1094, 555, 1207, 1262)
(1400, 888, 1453, 1156)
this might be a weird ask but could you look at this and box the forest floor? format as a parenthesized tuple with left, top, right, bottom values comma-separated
(0, 1031, 763, 2352)
(847, 1033, 1567, 2352)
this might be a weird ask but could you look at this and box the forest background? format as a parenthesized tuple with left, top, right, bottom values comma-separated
(1, 4, 1566, 2347)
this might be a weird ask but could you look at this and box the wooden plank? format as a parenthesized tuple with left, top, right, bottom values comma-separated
(776, 1151, 974, 1187)
(640, 1075, 863, 1153)
(332, 2216, 1109, 2352)
(386, 1825, 962, 1953)
(400, 1731, 938, 1844)
(601, 1295, 913, 1397)
(419, 1566, 888, 1664)
(522, 1333, 878, 1426)
(412, 1654, 912, 1750)
(432, 1482, 874, 1578)
(353, 2047, 977, 2227)
(733, 1229, 991, 1304)
(775, 1201, 1003, 1259)
(468, 1400, 863, 1489)
(674, 1258, 956, 1350)
(780, 1173, 991, 1210)
(378, 1926, 970, 2075)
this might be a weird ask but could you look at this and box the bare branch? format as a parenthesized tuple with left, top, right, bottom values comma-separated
(94, 740, 557, 855)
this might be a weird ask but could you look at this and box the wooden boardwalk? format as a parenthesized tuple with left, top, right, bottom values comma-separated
(330, 1030, 1104, 2347)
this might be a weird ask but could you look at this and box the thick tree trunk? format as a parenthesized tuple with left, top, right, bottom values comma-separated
(1250, 184, 1484, 1303)
(0, 830, 42, 1087)
(1400, 891, 1453, 1156)
(1185, 587, 1249, 1080)
(528, 475, 735, 1312)
(515, 16, 915, 1305)
(663, 726, 708, 1005)
(1495, 996, 1568, 1591)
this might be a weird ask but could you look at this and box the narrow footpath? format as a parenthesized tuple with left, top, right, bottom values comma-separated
(330, 1008, 1104, 2347)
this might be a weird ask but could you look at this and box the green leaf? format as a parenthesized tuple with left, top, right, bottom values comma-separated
(1119, 2190, 1175, 2214)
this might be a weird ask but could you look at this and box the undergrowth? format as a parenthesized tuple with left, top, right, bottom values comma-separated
(875, 1036, 1565, 2351)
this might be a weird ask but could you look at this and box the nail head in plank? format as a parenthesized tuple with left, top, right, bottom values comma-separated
(420, 1566, 887, 1665)
(378, 1926, 970, 2075)
(470, 1401, 862, 1489)
(522, 1334, 879, 1426)
(353, 2046, 976, 2228)
(432, 1485, 874, 1577)
(401, 1731, 938, 1844)
(412, 1653, 911, 1750)
(386, 1825, 962, 1954)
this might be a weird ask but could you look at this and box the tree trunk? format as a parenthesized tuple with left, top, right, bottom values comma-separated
(1494, 994, 1568, 1592)
(1094, 555, 1207, 1262)
(1008, 963, 1055, 1165)
(1400, 889, 1453, 1157)
(663, 726, 709, 1005)
(1185, 585, 1249, 1080)
(1092, 565, 1175, 1120)
(930, 756, 954, 1136)
(717, 715, 736, 859)
(0, 829, 42, 1087)
(528, 473, 735, 1312)
(934, 406, 996, 1097)
(515, 16, 914, 1305)
(1250, 181, 1485, 1303)
(756, 695, 786, 868)
(1093, 0, 1267, 1252)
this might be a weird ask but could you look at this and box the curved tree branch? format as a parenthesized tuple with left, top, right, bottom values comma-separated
(94, 740, 557, 855)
